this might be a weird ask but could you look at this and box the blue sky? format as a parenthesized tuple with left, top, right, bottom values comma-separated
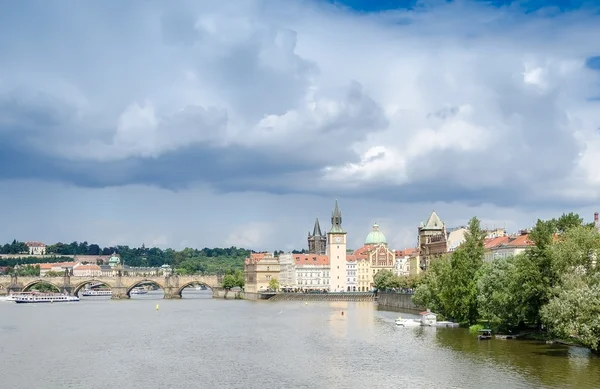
(1, 0, 600, 251)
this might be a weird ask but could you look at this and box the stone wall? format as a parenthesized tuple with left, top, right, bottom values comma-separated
(269, 293, 375, 302)
(376, 292, 423, 311)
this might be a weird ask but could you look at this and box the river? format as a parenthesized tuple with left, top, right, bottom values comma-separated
(1, 290, 598, 389)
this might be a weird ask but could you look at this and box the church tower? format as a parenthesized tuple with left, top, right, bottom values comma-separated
(327, 200, 347, 292)
(308, 218, 327, 255)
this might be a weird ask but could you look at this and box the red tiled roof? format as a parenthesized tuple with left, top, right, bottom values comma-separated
(484, 236, 510, 249)
(25, 241, 46, 247)
(293, 254, 329, 266)
(506, 234, 533, 247)
(395, 248, 416, 257)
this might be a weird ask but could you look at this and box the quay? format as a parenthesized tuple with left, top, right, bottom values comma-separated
(267, 292, 376, 302)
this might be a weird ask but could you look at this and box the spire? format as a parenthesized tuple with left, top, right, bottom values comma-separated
(312, 218, 323, 237)
(330, 199, 344, 233)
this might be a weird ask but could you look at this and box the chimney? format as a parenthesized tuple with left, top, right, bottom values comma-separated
(595, 212, 599, 231)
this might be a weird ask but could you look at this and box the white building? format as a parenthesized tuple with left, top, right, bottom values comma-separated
(446, 227, 467, 252)
(25, 241, 46, 255)
(346, 257, 357, 292)
(484, 232, 533, 262)
(294, 254, 330, 290)
(278, 253, 296, 288)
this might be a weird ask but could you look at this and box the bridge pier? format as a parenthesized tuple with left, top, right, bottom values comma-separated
(111, 286, 130, 299)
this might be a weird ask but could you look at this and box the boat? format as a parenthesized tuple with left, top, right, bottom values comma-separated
(130, 287, 148, 295)
(13, 293, 80, 304)
(81, 288, 112, 297)
(2, 292, 35, 302)
(395, 316, 422, 327)
(478, 329, 493, 340)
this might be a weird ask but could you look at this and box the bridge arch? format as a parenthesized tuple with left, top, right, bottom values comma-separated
(22, 280, 62, 293)
(72, 280, 113, 295)
(126, 280, 166, 297)
(176, 281, 213, 297)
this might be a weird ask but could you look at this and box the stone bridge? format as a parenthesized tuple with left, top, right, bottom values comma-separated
(0, 274, 221, 299)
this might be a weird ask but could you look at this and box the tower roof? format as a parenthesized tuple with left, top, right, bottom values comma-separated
(311, 218, 324, 237)
(330, 199, 344, 233)
(365, 223, 387, 245)
(422, 211, 444, 230)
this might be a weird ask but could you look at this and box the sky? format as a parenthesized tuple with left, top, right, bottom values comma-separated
(1, 0, 600, 252)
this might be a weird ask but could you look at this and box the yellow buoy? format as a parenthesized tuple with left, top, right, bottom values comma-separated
(156, 304, 159, 311)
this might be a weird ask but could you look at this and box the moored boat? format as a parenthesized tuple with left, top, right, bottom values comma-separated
(13, 293, 80, 304)
(81, 288, 112, 297)
(130, 287, 148, 295)
(478, 329, 493, 340)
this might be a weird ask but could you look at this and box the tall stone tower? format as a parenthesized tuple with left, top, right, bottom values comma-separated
(308, 218, 327, 255)
(327, 200, 347, 292)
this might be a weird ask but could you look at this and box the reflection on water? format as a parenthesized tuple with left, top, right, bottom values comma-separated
(0, 298, 598, 389)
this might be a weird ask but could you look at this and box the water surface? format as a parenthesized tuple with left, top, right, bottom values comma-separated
(1, 290, 598, 389)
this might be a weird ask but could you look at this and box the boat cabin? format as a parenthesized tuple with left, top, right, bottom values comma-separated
(419, 309, 437, 326)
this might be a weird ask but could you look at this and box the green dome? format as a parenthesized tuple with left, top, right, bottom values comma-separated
(365, 223, 387, 246)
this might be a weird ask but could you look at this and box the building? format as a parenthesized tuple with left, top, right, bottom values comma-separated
(395, 248, 415, 276)
(484, 231, 534, 262)
(353, 223, 396, 291)
(327, 200, 347, 292)
(278, 253, 296, 288)
(346, 256, 357, 291)
(417, 211, 448, 271)
(25, 242, 46, 255)
(72, 263, 102, 277)
(294, 254, 329, 290)
(108, 252, 121, 268)
(308, 218, 327, 255)
(39, 261, 77, 276)
(446, 227, 467, 252)
(244, 253, 281, 293)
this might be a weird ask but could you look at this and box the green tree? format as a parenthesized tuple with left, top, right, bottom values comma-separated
(541, 272, 600, 351)
(374, 270, 396, 290)
(222, 274, 236, 290)
(477, 255, 527, 331)
(268, 277, 279, 291)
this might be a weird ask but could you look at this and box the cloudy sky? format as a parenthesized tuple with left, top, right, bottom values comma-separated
(1, 0, 600, 252)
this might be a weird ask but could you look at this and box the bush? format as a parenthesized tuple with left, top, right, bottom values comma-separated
(469, 324, 485, 334)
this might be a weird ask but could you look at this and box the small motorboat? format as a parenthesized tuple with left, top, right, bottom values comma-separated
(395, 316, 421, 327)
(478, 329, 493, 340)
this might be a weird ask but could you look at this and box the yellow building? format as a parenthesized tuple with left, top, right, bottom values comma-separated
(244, 253, 281, 293)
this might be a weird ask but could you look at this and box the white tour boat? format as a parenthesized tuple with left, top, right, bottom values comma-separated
(395, 317, 422, 327)
(81, 288, 112, 297)
(2, 292, 35, 302)
(130, 287, 148, 295)
(13, 293, 80, 304)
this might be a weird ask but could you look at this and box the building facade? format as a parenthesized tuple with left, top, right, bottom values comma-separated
(353, 223, 396, 291)
(294, 254, 329, 290)
(25, 241, 46, 255)
(278, 253, 296, 288)
(244, 253, 281, 293)
(328, 200, 347, 292)
(484, 232, 533, 262)
(346, 257, 357, 291)
(417, 211, 448, 271)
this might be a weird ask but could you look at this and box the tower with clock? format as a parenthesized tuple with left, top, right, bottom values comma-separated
(327, 199, 347, 292)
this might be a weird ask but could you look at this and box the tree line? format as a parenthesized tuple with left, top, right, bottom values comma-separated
(0, 241, 255, 276)
(407, 213, 600, 352)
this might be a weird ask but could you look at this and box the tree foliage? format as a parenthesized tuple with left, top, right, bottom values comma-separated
(1, 240, 253, 275)
(268, 277, 280, 291)
(413, 217, 486, 324)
